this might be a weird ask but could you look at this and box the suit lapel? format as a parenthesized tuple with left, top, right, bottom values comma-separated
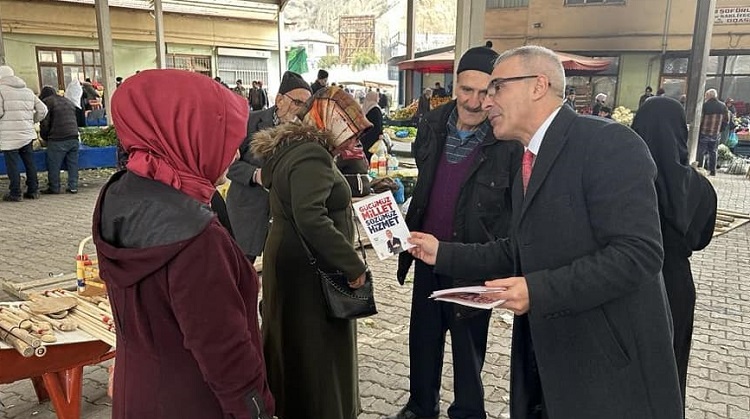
(520, 106, 578, 218)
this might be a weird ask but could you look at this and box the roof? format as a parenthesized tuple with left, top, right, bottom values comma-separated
(53, 0, 282, 21)
(288, 29, 337, 45)
(396, 47, 613, 73)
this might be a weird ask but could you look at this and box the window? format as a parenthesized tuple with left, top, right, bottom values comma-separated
(166, 54, 212, 76)
(326, 45, 335, 55)
(659, 54, 750, 114)
(36, 47, 102, 90)
(486, 0, 528, 8)
(565, 56, 620, 113)
(565, 0, 625, 5)
(217, 56, 268, 88)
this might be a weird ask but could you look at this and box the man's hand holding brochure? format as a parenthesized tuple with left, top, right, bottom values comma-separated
(429, 286, 507, 310)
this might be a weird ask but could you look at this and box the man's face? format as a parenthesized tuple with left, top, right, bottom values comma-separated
(321, 78, 328, 86)
(482, 57, 536, 141)
(276, 88, 311, 122)
(386, 230, 393, 239)
(455, 70, 491, 129)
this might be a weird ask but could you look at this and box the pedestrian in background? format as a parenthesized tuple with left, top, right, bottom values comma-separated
(39, 85, 80, 194)
(696, 89, 729, 176)
(632, 96, 717, 408)
(0, 65, 48, 202)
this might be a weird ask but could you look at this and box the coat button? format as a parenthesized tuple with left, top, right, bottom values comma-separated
(453, 232, 458, 237)
(490, 181, 495, 187)
(477, 202, 482, 207)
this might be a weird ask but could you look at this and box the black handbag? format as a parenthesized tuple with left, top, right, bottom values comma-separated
(342, 173, 371, 197)
(272, 191, 377, 320)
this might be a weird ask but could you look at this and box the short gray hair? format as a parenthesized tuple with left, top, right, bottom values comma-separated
(595, 93, 607, 102)
(705, 89, 718, 99)
(494, 45, 566, 99)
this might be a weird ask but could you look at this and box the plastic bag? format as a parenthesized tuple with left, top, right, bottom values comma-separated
(727, 131, 739, 148)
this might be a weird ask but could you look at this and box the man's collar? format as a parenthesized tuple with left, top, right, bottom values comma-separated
(527, 107, 562, 155)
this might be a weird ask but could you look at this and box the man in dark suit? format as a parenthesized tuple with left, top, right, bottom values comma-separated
(408, 45, 682, 419)
(226, 71, 311, 264)
(385, 229, 403, 255)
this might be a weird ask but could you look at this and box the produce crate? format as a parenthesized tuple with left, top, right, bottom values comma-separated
(0, 145, 117, 175)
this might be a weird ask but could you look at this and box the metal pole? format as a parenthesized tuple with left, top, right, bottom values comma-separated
(94, 0, 116, 126)
(154, 0, 166, 69)
(278, 9, 286, 74)
(404, 0, 415, 105)
(685, 0, 717, 162)
(0, 15, 6, 66)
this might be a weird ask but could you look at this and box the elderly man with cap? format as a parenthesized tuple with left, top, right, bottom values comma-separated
(226, 71, 312, 264)
(385, 47, 522, 419)
(310, 69, 328, 94)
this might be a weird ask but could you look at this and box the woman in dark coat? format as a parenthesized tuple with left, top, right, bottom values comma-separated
(93, 70, 274, 419)
(632, 96, 717, 407)
(251, 86, 372, 419)
(360, 90, 383, 160)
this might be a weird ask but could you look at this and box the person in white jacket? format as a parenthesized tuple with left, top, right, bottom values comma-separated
(0, 65, 48, 201)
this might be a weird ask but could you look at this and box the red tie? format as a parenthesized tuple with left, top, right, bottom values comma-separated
(522, 150, 535, 194)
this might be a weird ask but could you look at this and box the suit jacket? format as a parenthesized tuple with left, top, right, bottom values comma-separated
(387, 237, 402, 254)
(434, 106, 682, 419)
(226, 107, 276, 258)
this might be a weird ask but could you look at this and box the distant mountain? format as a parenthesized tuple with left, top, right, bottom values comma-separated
(284, 0, 456, 42)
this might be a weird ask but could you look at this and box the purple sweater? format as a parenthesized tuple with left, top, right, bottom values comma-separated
(421, 147, 480, 242)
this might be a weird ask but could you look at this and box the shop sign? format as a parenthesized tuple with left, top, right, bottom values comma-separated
(715, 7, 750, 25)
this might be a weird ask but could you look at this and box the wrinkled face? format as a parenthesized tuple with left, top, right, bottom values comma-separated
(455, 70, 491, 130)
(276, 88, 312, 122)
(482, 57, 538, 141)
(386, 230, 393, 239)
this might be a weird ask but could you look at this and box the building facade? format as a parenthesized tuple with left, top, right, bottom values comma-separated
(0, 0, 282, 94)
(485, 0, 750, 112)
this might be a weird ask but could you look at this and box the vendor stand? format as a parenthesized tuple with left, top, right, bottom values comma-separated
(0, 318, 113, 419)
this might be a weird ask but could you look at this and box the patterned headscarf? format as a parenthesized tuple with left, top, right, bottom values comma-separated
(301, 86, 373, 150)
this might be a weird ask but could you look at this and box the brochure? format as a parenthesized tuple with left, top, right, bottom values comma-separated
(353, 191, 413, 260)
(429, 286, 507, 310)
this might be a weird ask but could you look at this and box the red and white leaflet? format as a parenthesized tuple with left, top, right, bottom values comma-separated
(429, 286, 507, 310)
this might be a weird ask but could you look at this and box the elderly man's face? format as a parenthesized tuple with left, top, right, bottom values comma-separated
(276, 88, 312, 122)
(455, 70, 491, 130)
(482, 56, 537, 141)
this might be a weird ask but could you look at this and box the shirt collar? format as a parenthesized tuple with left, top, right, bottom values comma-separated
(447, 107, 492, 145)
(527, 106, 562, 155)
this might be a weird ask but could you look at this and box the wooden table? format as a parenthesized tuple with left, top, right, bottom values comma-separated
(0, 341, 113, 419)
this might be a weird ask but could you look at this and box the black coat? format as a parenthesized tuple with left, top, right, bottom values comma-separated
(434, 106, 682, 419)
(397, 100, 522, 285)
(226, 107, 276, 258)
(40, 95, 80, 142)
(360, 107, 383, 160)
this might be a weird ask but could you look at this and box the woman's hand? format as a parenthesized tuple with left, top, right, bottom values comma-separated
(348, 272, 366, 289)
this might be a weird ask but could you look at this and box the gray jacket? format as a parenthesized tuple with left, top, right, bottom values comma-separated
(226, 107, 277, 258)
(0, 76, 48, 151)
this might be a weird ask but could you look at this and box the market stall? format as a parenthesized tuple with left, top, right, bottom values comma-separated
(0, 238, 115, 419)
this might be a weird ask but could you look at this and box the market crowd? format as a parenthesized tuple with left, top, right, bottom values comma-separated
(38, 44, 718, 419)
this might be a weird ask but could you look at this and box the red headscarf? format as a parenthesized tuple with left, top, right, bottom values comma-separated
(112, 70, 248, 204)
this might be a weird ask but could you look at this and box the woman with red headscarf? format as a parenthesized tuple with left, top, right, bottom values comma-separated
(92, 70, 274, 419)
(251, 86, 372, 419)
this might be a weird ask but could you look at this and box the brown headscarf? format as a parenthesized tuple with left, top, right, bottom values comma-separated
(301, 86, 373, 152)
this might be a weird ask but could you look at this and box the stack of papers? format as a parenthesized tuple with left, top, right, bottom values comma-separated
(429, 286, 507, 310)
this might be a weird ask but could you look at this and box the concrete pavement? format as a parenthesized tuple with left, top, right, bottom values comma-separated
(1, 169, 748, 419)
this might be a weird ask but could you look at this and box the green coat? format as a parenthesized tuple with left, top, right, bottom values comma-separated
(252, 123, 367, 419)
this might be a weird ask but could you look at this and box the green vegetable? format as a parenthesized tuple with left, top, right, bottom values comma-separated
(80, 126, 119, 147)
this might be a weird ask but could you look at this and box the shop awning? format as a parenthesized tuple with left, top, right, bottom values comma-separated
(397, 51, 456, 73)
(556, 52, 612, 71)
(396, 49, 611, 73)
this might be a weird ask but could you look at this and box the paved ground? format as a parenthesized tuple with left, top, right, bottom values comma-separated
(0, 170, 748, 419)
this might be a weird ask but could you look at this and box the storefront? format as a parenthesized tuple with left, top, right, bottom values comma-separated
(661, 51, 750, 114)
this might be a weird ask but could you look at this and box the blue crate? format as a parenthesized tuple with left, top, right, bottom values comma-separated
(0, 145, 117, 175)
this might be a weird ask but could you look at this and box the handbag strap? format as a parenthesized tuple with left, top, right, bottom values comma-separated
(270, 187, 368, 268)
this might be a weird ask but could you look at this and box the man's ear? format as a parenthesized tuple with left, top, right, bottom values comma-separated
(531, 75, 551, 101)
